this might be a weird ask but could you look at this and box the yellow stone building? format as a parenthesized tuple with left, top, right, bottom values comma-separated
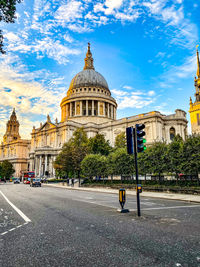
(189, 47, 200, 134)
(29, 44, 188, 178)
(0, 109, 30, 178)
(0, 44, 188, 178)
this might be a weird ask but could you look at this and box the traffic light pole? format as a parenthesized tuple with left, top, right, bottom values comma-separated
(133, 127, 141, 217)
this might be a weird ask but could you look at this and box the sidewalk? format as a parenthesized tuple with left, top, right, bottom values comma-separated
(43, 183, 200, 203)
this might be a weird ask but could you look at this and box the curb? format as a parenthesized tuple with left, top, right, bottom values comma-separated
(43, 183, 200, 203)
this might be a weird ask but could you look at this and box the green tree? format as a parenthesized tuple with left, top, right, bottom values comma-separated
(54, 128, 89, 182)
(147, 141, 169, 183)
(88, 134, 112, 155)
(53, 145, 74, 178)
(114, 132, 126, 149)
(81, 154, 108, 180)
(0, 0, 22, 54)
(1, 160, 15, 180)
(138, 149, 151, 181)
(180, 135, 200, 180)
(167, 135, 183, 180)
(108, 148, 134, 180)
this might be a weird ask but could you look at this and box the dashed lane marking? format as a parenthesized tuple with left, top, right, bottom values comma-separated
(8, 228, 16, 232)
(0, 190, 31, 223)
(1, 231, 8, 235)
(0, 222, 30, 236)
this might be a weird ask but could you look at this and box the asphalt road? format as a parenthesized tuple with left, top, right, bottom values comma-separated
(0, 183, 200, 267)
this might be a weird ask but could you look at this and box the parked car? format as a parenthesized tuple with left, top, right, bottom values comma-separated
(14, 179, 20, 184)
(30, 178, 41, 187)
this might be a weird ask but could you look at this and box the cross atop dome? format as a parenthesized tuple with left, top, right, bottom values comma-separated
(84, 42, 95, 70)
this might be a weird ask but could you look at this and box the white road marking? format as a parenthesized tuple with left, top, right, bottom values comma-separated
(1, 231, 8, 235)
(0, 190, 31, 223)
(17, 225, 23, 228)
(129, 204, 200, 211)
(9, 228, 16, 232)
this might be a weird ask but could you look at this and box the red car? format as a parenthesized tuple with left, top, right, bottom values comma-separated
(24, 180, 30, 184)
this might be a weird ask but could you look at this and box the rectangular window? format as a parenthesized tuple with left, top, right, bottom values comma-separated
(197, 114, 200, 125)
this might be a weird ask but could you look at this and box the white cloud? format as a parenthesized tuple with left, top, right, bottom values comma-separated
(111, 88, 156, 109)
(143, 0, 198, 48)
(0, 54, 66, 139)
(161, 54, 196, 85)
(104, 0, 124, 15)
(123, 85, 134, 90)
(148, 90, 155, 96)
(55, 1, 83, 24)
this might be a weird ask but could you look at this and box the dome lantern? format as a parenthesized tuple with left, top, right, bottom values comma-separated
(84, 42, 95, 70)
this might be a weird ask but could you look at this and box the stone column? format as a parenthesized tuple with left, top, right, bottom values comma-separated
(75, 101, 77, 116)
(86, 100, 88, 116)
(98, 101, 100, 116)
(39, 155, 42, 177)
(80, 101, 83, 116)
(30, 160, 33, 172)
(52, 156, 56, 177)
(45, 155, 48, 176)
(49, 156, 52, 177)
(107, 103, 110, 118)
(35, 156, 38, 176)
(92, 100, 94, 116)
(103, 102, 105, 116)
(111, 105, 113, 119)
(70, 102, 72, 117)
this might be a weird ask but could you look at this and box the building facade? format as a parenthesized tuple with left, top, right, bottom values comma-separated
(0, 109, 30, 178)
(29, 44, 188, 178)
(189, 48, 200, 134)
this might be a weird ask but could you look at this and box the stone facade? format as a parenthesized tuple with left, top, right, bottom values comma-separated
(29, 44, 188, 178)
(189, 48, 200, 134)
(0, 109, 30, 178)
(0, 45, 188, 178)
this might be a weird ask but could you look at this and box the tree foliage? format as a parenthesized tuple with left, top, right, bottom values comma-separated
(54, 129, 200, 181)
(144, 141, 169, 182)
(167, 135, 183, 177)
(0, 160, 15, 180)
(180, 135, 200, 175)
(114, 132, 126, 149)
(81, 154, 108, 179)
(0, 0, 22, 54)
(54, 128, 89, 177)
(88, 134, 112, 156)
(108, 148, 134, 179)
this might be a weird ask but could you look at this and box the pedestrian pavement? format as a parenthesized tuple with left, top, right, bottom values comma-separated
(43, 183, 200, 203)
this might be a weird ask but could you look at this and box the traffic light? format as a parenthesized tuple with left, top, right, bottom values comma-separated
(136, 124, 146, 153)
(126, 127, 133, 154)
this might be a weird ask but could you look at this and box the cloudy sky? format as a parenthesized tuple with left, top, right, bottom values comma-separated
(0, 0, 199, 139)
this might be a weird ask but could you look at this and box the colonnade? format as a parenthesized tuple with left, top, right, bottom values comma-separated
(33, 154, 56, 177)
(62, 100, 116, 121)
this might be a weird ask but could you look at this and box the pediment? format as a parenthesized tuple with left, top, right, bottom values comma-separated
(39, 122, 56, 131)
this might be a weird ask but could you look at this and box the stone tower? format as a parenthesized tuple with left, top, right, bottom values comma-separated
(3, 108, 21, 143)
(189, 47, 200, 134)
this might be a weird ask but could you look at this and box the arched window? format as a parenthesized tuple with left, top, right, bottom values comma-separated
(170, 127, 175, 140)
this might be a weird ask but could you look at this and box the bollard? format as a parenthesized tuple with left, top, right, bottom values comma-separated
(118, 189, 129, 213)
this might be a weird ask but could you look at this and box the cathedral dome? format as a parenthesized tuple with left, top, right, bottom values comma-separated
(68, 69, 109, 92)
(60, 43, 117, 123)
(67, 43, 110, 96)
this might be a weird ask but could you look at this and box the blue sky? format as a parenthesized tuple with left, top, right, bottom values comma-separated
(0, 0, 199, 139)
